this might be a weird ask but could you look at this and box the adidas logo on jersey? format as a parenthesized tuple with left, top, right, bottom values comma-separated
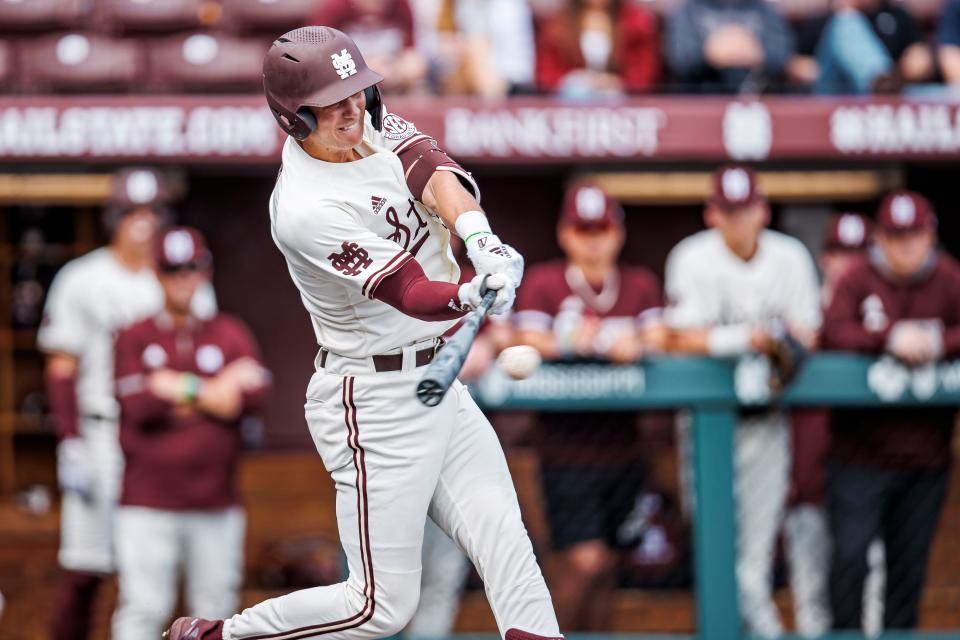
(371, 196, 386, 215)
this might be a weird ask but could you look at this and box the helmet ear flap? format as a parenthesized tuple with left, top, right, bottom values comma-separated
(364, 85, 383, 132)
(296, 107, 318, 135)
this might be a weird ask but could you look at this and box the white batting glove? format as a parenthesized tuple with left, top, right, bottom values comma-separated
(466, 236, 525, 288)
(458, 273, 516, 316)
(57, 437, 94, 501)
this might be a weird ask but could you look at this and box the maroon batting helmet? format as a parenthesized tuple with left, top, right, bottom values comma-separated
(262, 27, 384, 141)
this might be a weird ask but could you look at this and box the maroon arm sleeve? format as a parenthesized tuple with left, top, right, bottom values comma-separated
(226, 319, 272, 415)
(373, 259, 468, 321)
(821, 276, 888, 352)
(47, 372, 79, 441)
(114, 329, 173, 426)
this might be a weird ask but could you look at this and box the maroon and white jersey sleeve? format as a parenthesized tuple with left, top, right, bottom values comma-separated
(363, 110, 480, 202)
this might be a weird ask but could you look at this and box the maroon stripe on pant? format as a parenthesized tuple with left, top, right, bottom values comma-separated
(246, 376, 374, 640)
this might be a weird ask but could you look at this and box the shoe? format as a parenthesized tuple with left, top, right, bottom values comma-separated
(162, 617, 224, 640)
(505, 629, 564, 640)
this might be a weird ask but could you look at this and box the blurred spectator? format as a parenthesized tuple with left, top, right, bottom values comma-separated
(665, 0, 794, 94)
(937, 0, 960, 84)
(514, 182, 662, 630)
(662, 165, 820, 637)
(535, 0, 660, 97)
(311, 0, 429, 94)
(783, 212, 872, 637)
(790, 0, 933, 94)
(112, 227, 270, 640)
(37, 168, 187, 640)
(432, 0, 536, 97)
(821, 190, 960, 631)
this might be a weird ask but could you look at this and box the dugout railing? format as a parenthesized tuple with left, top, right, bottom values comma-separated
(469, 354, 960, 640)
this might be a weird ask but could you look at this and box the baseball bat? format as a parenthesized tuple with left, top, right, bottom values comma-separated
(416, 288, 498, 407)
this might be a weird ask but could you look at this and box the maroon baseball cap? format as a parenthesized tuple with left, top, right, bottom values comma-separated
(108, 166, 171, 212)
(559, 182, 624, 230)
(710, 164, 764, 211)
(876, 190, 937, 233)
(155, 226, 212, 272)
(824, 212, 872, 252)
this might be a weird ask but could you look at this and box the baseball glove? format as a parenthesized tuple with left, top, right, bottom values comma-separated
(764, 321, 809, 394)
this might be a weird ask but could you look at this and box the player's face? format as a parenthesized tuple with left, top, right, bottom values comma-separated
(116, 207, 161, 248)
(876, 227, 936, 277)
(559, 223, 624, 267)
(708, 201, 768, 253)
(820, 250, 860, 288)
(159, 267, 208, 315)
(303, 91, 366, 158)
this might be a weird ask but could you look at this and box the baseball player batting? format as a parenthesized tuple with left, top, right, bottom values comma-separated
(164, 27, 561, 640)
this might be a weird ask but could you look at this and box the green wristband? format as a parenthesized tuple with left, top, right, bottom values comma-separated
(180, 373, 201, 404)
(464, 231, 493, 246)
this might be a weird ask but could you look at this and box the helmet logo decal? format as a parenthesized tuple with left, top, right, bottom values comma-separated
(891, 195, 916, 225)
(331, 49, 358, 80)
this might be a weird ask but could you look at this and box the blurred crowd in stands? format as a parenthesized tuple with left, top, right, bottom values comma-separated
(6, 0, 960, 97)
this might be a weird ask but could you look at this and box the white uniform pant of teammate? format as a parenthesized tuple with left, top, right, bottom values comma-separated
(735, 414, 790, 639)
(405, 518, 471, 637)
(59, 418, 124, 573)
(113, 506, 245, 640)
(224, 363, 560, 640)
(784, 505, 832, 636)
(676, 412, 791, 638)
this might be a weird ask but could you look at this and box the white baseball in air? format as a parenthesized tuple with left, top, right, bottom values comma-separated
(497, 345, 542, 380)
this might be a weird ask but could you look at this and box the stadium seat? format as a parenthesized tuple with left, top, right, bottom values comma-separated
(219, 0, 321, 33)
(147, 31, 267, 92)
(95, 0, 213, 33)
(0, 0, 89, 33)
(17, 32, 144, 92)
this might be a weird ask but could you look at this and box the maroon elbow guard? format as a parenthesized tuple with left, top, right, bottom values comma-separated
(396, 136, 478, 201)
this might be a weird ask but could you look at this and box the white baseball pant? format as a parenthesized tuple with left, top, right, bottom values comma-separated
(735, 413, 790, 639)
(223, 359, 560, 640)
(405, 518, 471, 637)
(784, 505, 832, 636)
(59, 418, 124, 573)
(112, 506, 245, 640)
(674, 412, 790, 638)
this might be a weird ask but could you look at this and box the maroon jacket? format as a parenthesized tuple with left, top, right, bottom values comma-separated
(115, 313, 269, 510)
(821, 253, 960, 471)
(515, 261, 662, 466)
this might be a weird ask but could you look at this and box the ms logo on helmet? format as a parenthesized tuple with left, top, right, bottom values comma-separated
(331, 49, 358, 80)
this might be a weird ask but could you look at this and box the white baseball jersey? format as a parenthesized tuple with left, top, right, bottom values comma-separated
(664, 229, 821, 337)
(269, 115, 463, 358)
(38, 248, 165, 421)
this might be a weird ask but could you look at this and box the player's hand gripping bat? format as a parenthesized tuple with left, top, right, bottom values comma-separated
(416, 289, 497, 407)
